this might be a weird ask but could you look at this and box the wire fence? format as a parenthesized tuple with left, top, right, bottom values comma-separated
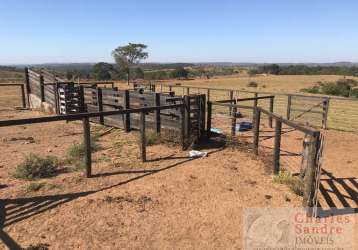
(157, 84, 358, 132)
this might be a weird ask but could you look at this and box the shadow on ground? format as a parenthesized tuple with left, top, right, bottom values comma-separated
(317, 169, 358, 217)
(0, 140, 226, 249)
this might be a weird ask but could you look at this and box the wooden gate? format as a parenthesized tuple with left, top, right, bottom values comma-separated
(287, 95, 329, 129)
(58, 84, 84, 114)
(184, 94, 206, 143)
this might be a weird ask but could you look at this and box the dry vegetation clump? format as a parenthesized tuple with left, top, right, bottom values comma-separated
(272, 171, 304, 196)
(24, 182, 45, 193)
(247, 81, 258, 88)
(66, 136, 102, 168)
(13, 153, 59, 180)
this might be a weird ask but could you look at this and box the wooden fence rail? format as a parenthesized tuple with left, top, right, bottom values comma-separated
(0, 83, 27, 108)
(208, 100, 321, 214)
(0, 104, 184, 178)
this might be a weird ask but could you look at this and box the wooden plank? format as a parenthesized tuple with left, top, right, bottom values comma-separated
(290, 108, 324, 115)
(0, 104, 183, 127)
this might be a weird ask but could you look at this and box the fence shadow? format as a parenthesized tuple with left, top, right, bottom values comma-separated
(0, 155, 203, 249)
(316, 169, 358, 217)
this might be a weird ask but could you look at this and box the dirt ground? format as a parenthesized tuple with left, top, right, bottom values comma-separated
(0, 108, 357, 249)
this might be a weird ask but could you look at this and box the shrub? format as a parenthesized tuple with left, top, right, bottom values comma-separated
(24, 182, 45, 193)
(146, 131, 161, 146)
(301, 79, 358, 97)
(13, 154, 59, 180)
(66, 137, 101, 168)
(247, 81, 258, 88)
(273, 172, 304, 196)
(300, 85, 320, 94)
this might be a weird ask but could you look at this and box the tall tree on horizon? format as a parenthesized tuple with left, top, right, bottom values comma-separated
(112, 43, 148, 85)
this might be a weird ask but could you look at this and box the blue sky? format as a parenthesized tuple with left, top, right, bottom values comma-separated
(1, 0, 358, 64)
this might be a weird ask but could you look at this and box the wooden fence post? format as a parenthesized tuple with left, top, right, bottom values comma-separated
(140, 112, 146, 162)
(253, 107, 261, 155)
(24, 67, 30, 93)
(54, 82, 60, 114)
(322, 98, 330, 129)
(269, 97, 274, 128)
(24, 68, 31, 107)
(198, 94, 206, 140)
(180, 104, 185, 150)
(252, 92, 258, 122)
(231, 103, 237, 137)
(186, 87, 190, 95)
(82, 117, 92, 178)
(302, 133, 320, 215)
(79, 85, 85, 112)
(40, 74, 45, 102)
(160, 84, 163, 93)
(169, 86, 172, 92)
(154, 93, 161, 134)
(207, 101, 212, 139)
(97, 87, 104, 125)
(287, 95, 292, 120)
(20, 84, 26, 108)
(124, 90, 130, 132)
(207, 89, 210, 101)
(229, 90, 234, 115)
(184, 95, 190, 138)
(273, 119, 282, 174)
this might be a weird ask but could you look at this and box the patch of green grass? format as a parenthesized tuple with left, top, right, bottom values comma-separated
(273, 172, 304, 196)
(97, 155, 112, 163)
(47, 183, 62, 190)
(66, 136, 102, 169)
(24, 182, 45, 193)
(146, 131, 161, 146)
(13, 154, 59, 180)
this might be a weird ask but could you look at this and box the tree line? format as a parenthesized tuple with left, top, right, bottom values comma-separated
(249, 64, 358, 76)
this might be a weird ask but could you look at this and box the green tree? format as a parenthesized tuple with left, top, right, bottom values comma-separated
(112, 43, 148, 85)
(132, 67, 144, 79)
(92, 62, 114, 80)
(170, 67, 189, 79)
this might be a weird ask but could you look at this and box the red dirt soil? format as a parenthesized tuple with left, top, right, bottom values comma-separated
(0, 108, 357, 249)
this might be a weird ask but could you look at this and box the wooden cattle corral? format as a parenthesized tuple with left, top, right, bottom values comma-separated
(24, 68, 206, 144)
(207, 98, 323, 216)
(1, 68, 325, 216)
